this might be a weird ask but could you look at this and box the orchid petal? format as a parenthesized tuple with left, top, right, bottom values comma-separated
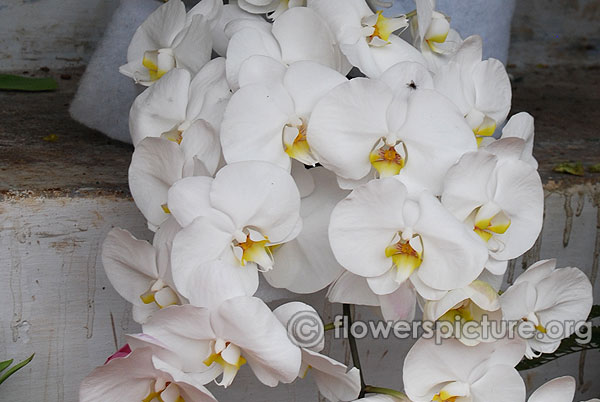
(327, 271, 380, 306)
(211, 296, 302, 386)
(129, 137, 185, 230)
(329, 178, 407, 277)
(209, 161, 302, 243)
(102, 228, 157, 306)
(129, 68, 190, 146)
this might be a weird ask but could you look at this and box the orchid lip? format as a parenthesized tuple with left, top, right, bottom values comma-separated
(370, 138, 407, 178)
(385, 232, 423, 284)
(204, 339, 247, 388)
(362, 11, 408, 46)
(142, 379, 185, 402)
(282, 118, 318, 166)
(232, 228, 274, 271)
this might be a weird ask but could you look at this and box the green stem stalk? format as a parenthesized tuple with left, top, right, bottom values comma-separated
(405, 9, 417, 19)
(364, 385, 408, 399)
(343, 304, 366, 397)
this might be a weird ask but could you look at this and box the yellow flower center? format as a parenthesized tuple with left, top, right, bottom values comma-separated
(203, 349, 247, 370)
(283, 119, 317, 165)
(370, 141, 406, 177)
(385, 234, 423, 284)
(142, 48, 176, 82)
(472, 205, 511, 243)
(362, 11, 408, 46)
(142, 381, 185, 402)
(232, 230, 274, 271)
(370, 11, 393, 42)
(432, 391, 458, 402)
(203, 340, 247, 388)
(139, 279, 179, 309)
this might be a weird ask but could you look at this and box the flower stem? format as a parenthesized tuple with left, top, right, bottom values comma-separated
(405, 9, 417, 18)
(343, 304, 367, 397)
(364, 385, 408, 399)
(323, 322, 336, 331)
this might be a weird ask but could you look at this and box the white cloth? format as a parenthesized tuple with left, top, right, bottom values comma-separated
(69, 0, 161, 144)
(378, 0, 516, 64)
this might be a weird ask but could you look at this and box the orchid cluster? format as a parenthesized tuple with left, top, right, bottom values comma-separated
(80, 0, 597, 401)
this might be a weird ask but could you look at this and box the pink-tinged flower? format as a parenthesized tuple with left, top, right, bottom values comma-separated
(81, 347, 216, 402)
(104, 344, 132, 365)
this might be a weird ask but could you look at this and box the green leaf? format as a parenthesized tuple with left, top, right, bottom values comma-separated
(553, 161, 585, 176)
(0, 360, 13, 374)
(589, 163, 600, 173)
(0, 354, 34, 386)
(0, 74, 57, 92)
(517, 326, 600, 371)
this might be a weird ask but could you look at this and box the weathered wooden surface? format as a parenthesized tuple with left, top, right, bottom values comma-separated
(0, 0, 599, 70)
(0, 0, 120, 71)
(0, 67, 599, 401)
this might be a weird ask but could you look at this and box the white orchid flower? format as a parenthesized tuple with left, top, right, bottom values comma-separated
(264, 167, 348, 293)
(328, 271, 418, 322)
(225, 6, 350, 90)
(329, 178, 488, 301)
(129, 128, 220, 231)
(308, 0, 426, 78)
(410, 0, 464, 74)
(433, 35, 511, 143)
(527, 376, 600, 402)
(273, 302, 362, 401)
(101, 220, 183, 324)
(119, 0, 221, 85)
(481, 112, 538, 168)
(528, 376, 575, 402)
(80, 347, 216, 402)
(238, 0, 306, 20)
(441, 145, 544, 273)
(221, 60, 346, 170)
(129, 59, 231, 147)
(129, 297, 302, 388)
(166, 161, 302, 303)
(308, 62, 476, 192)
(211, 2, 265, 56)
(500, 259, 593, 359)
(414, 0, 450, 51)
(403, 337, 526, 402)
(423, 280, 502, 346)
